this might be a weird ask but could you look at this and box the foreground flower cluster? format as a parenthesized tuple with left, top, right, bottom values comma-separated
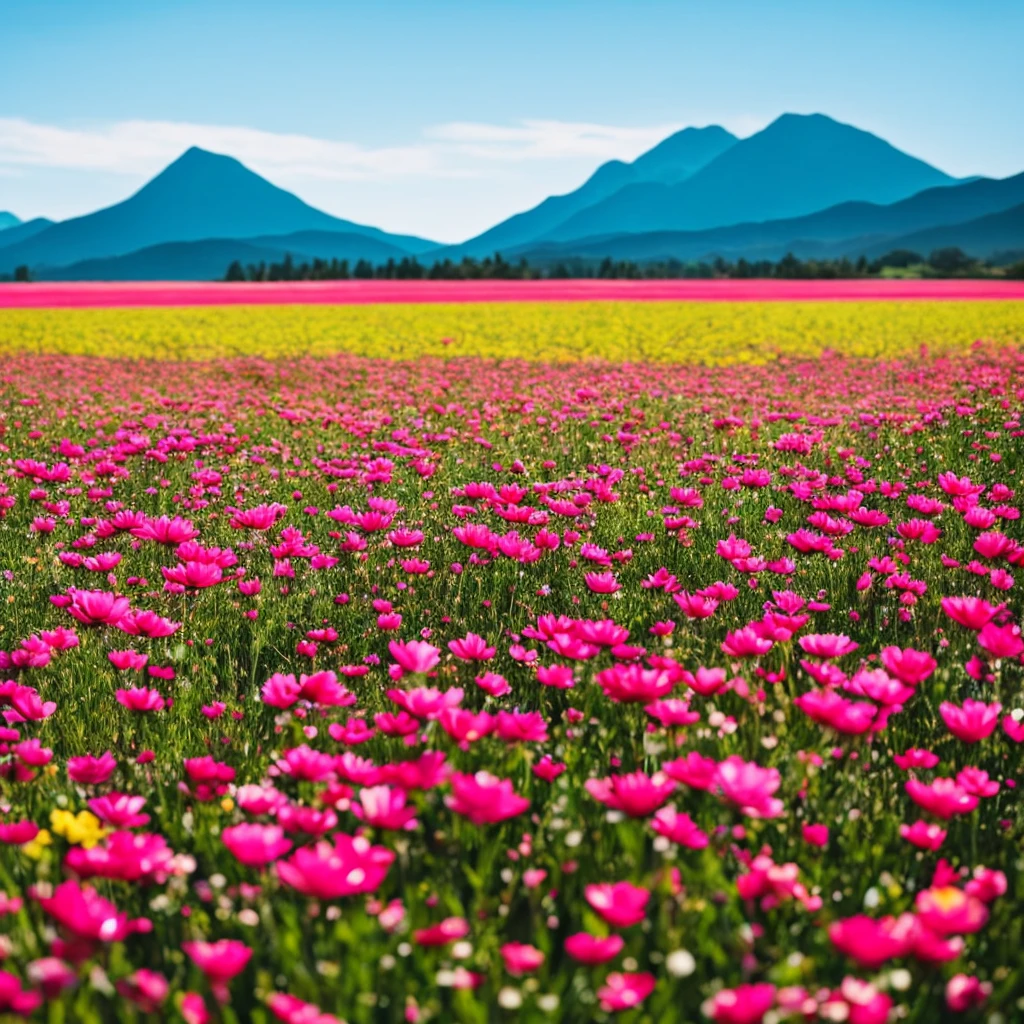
(0, 344, 1022, 1022)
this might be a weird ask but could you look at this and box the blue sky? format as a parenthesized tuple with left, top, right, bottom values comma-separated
(2, 0, 1022, 242)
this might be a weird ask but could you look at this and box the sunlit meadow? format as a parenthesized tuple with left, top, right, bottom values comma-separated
(0, 301, 1023, 1023)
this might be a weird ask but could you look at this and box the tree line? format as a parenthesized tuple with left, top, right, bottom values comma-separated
(223, 247, 1024, 283)
(3, 247, 1022, 284)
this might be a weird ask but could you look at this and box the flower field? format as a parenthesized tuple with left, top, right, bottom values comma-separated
(2, 298, 1024, 363)
(0, 308, 1023, 1023)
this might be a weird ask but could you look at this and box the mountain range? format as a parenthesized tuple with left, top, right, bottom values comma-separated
(2, 113, 1023, 280)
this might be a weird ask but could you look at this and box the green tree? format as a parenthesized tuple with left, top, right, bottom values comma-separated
(928, 247, 973, 274)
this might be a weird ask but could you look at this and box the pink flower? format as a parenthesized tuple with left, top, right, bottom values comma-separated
(946, 974, 991, 1012)
(500, 942, 545, 976)
(1003, 715, 1024, 742)
(585, 572, 621, 594)
(893, 748, 939, 770)
(905, 778, 978, 819)
(721, 627, 773, 659)
(13, 738, 53, 767)
(116, 969, 169, 1014)
(88, 793, 149, 828)
(829, 915, 916, 968)
(714, 756, 784, 819)
(447, 633, 495, 661)
(388, 639, 441, 676)
(351, 785, 419, 830)
(596, 663, 676, 703)
(276, 834, 394, 898)
(161, 561, 224, 589)
(941, 596, 998, 630)
(651, 806, 709, 848)
(275, 745, 336, 782)
(597, 972, 656, 1012)
(115, 687, 166, 712)
(38, 881, 149, 943)
(109, 649, 148, 671)
(414, 917, 470, 946)
(705, 983, 776, 1023)
(116, 609, 181, 637)
(940, 699, 1001, 742)
(662, 751, 719, 790)
(222, 823, 292, 865)
(182, 939, 252, 999)
(564, 932, 624, 964)
(66, 589, 130, 626)
(674, 591, 719, 619)
(585, 771, 676, 817)
(802, 823, 829, 847)
(584, 881, 649, 928)
(533, 755, 567, 782)
(977, 622, 1024, 660)
(0, 970, 42, 1014)
(267, 994, 342, 1024)
(880, 645, 937, 685)
(67, 751, 117, 784)
(799, 633, 858, 659)
(445, 772, 529, 824)
(475, 671, 511, 696)
(900, 820, 947, 850)
(387, 686, 463, 720)
(794, 690, 877, 735)
(494, 709, 549, 743)
(181, 992, 210, 1024)
(645, 698, 699, 727)
(131, 515, 199, 544)
(681, 666, 728, 696)
(915, 886, 988, 935)
(956, 766, 1000, 797)
(0, 820, 39, 844)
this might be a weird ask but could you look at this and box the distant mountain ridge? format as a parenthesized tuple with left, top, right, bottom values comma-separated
(0, 212, 21, 231)
(509, 171, 1024, 265)
(538, 114, 961, 242)
(0, 217, 55, 249)
(0, 147, 437, 273)
(445, 125, 737, 258)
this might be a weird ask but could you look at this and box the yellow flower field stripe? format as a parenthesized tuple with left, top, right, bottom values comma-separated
(1, 300, 1022, 364)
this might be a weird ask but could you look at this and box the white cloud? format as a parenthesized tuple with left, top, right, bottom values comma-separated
(0, 117, 442, 180)
(426, 119, 686, 162)
(0, 115, 754, 181)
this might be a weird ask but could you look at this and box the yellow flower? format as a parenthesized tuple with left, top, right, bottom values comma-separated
(22, 829, 52, 860)
(50, 809, 107, 849)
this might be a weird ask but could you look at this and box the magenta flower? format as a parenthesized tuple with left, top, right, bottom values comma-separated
(276, 834, 394, 899)
(222, 823, 292, 866)
(445, 771, 529, 825)
(705, 983, 776, 1023)
(585, 771, 676, 817)
(564, 932, 624, 964)
(67, 751, 117, 785)
(584, 881, 650, 928)
(597, 972, 656, 1012)
(388, 639, 441, 676)
(940, 699, 1001, 743)
(447, 632, 496, 661)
